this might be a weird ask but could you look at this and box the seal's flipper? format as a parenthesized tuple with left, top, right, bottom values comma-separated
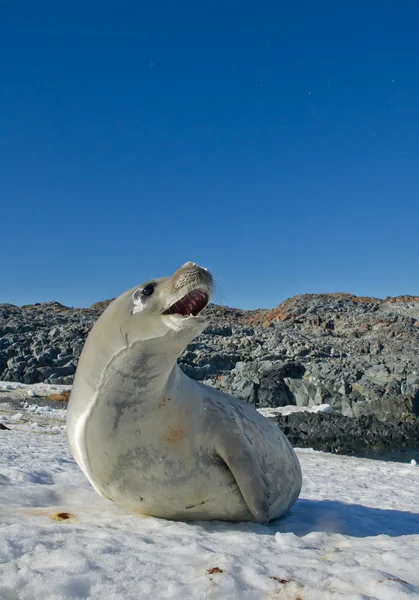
(216, 432, 271, 523)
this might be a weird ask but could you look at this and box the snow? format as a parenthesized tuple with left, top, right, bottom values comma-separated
(259, 404, 331, 418)
(0, 413, 418, 598)
(0, 381, 69, 434)
(0, 381, 72, 395)
(0, 386, 419, 598)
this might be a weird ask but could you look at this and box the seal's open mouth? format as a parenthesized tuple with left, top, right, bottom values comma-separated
(163, 289, 209, 317)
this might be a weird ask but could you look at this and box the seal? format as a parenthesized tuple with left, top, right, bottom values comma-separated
(67, 262, 302, 522)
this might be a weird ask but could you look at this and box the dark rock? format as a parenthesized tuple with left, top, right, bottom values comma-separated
(1, 293, 418, 422)
(272, 411, 419, 454)
(203, 324, 233, 336)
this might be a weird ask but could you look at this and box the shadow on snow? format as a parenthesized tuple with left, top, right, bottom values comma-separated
(194, 499, 419, 538)
(276, 498, 419, 538)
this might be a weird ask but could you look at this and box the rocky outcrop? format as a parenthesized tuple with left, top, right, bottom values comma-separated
(0, 302, 98, 385)
(198, 294, 419, 422)
(1, 293, 418, 422)
(272, 412, 419, 454)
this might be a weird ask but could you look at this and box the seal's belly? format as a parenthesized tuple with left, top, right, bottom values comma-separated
(83, 399, 252, 521)
(109, 451, 250, 520)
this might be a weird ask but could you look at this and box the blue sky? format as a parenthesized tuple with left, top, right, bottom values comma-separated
(2, 1, 418, 309)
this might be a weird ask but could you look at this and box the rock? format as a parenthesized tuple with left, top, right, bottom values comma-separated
(284, 378, 316, 407)
(203, 324, 233, 336)
(33, 349, 56, 363)
(22, 369, 38, 384)
(270, 411, 419, 454)
(222, 360, 305, 408)
(364, 365, 391, 385)
(0, 293, 418, 422)
(36, 366, 53, 380)
(54, 362, 76, 377)
(0, 301, 100, 385)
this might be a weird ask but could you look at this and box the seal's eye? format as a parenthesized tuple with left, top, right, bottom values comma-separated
(141, 283, 156, 298)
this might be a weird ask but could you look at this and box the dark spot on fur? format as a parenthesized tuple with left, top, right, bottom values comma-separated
(185, 500, 207, 509)
(158, 397, 171, 409)
(166, 427, 185, 443)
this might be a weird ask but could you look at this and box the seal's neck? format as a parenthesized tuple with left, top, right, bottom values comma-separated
(103, 336, 185, 399)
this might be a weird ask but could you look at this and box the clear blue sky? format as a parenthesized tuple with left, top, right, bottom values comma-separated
(2, 1, 418, 309)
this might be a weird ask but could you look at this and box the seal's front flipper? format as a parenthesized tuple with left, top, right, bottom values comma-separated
(216, 435, 271, 523)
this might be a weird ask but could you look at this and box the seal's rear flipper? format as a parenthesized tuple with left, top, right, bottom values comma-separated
(216, 441, 270, 523)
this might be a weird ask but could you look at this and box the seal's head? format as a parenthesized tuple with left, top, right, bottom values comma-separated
(127, 261, 213, 345)
(80, 262, 213, 375)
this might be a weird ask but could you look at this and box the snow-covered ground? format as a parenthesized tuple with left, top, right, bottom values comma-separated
(0, 381, 68, 434)
(0, 384, 419, 599)
(0, 381, 72, 395)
